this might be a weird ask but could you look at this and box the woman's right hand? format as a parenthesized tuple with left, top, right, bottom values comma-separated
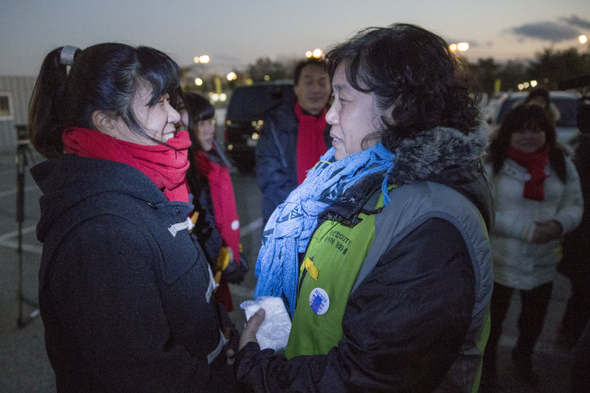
(239, 308, 265, 350)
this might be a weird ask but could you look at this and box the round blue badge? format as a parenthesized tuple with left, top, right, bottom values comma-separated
(309, 287, 330, 315)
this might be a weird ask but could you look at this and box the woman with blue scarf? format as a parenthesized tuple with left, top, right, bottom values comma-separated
(235, 23, 494, 393)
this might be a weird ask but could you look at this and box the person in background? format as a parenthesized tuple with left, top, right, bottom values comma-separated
(28, 43, 239, 392)
(571, 321, 590, 393)
(557, 95, 590, 350)
(236, 23, 494, 392)
(482, 104, 583, 389)
(561, 95, 590, 393)
(177, 93, 248, 312)
(523, 86, 560, 124)
(256, 58, 332, 224)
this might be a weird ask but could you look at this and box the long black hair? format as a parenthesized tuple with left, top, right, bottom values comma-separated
(325, 23, 478, 151)
(180, 93, 217, 200)
(179, 93, 223, 264)
(182, 93, 215, 151)
(28, 43, 181, 158)
(488, 104, 566, 182)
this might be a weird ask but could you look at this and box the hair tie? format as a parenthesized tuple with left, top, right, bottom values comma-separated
(60, 45, 79, 66)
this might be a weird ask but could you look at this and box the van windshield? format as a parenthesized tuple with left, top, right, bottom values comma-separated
(226, 85, 294, 121)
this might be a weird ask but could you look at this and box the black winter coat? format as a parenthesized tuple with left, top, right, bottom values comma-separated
(32, 155, 239, 392)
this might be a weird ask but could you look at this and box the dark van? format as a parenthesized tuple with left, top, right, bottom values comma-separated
(224, 81, 295, 173)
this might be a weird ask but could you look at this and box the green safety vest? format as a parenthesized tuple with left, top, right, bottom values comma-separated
(284, 180, 493, 392)
(285, 191, 386, 358)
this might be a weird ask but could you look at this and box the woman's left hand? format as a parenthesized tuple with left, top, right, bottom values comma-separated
(239, 308, 265, 350)
(532, 220, 563, 243)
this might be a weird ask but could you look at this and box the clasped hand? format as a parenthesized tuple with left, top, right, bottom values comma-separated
(531, 220, 563, 244)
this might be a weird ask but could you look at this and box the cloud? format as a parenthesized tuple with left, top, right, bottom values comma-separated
(509, 21, 580, 42)
(561, 15, 590, 30)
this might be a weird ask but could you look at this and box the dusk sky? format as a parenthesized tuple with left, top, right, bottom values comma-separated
(1, 0, 589, 77)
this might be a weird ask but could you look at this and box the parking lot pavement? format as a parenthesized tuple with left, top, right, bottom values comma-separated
(0, 148, 577, 392)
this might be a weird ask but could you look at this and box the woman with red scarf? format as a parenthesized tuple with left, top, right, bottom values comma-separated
(28, 43, 239, 392)
(482, 104, 583, 390)
(177, 93, 248, 313)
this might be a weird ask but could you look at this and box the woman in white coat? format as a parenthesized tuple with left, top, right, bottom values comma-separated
(482, 103, 583, 389)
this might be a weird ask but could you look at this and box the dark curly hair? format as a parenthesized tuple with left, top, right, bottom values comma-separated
(488, 104, 566, 182)
(324, 23, 478, 151)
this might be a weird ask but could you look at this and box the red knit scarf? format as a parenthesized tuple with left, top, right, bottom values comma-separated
(507, 145, 550, 201)
(196, 149, 240, 257)
(295, 103, 328, 184)
(62, 127, 192, 202)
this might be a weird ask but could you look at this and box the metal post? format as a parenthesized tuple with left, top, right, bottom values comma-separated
(15, 125, 39, 328)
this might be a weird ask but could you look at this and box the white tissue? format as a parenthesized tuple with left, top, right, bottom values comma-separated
(240, 296, 292, 353)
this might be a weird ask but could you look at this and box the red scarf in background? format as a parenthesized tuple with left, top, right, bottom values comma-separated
(295, 103, 328, 184)
(196, 149, 241, 312)
(195, 149, 241, 258)
(62, 128, 192, 202)
(507, 145, 550, 201)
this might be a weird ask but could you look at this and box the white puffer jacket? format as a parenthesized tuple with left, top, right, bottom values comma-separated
(486, 157, 583, 289)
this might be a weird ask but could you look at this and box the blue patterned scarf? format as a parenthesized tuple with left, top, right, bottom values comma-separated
(254, 143, 395, 317)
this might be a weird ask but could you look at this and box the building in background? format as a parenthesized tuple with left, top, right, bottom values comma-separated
(0, 76, 36, 151)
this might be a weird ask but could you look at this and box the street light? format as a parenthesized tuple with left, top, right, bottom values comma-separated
(579, 35, 589, 53)
(457, 42, 469, 52)
(227, 72, 237, 81)
(194, 55, 210, 64)
(449, 42, 469, 53)
(578, 34, 590, 54)
(305, 49, 323, 59)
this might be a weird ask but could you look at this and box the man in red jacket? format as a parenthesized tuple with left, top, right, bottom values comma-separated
(256, 58, 332, 224)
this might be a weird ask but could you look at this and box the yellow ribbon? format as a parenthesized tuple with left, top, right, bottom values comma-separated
(217, 247, 230, 272)
(302, 257, 319, 281)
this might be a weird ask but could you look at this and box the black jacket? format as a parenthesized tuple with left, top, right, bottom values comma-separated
(32, 155, 239, 392)
(560, 133, 590, 276)
(256, 101, 331, 223)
